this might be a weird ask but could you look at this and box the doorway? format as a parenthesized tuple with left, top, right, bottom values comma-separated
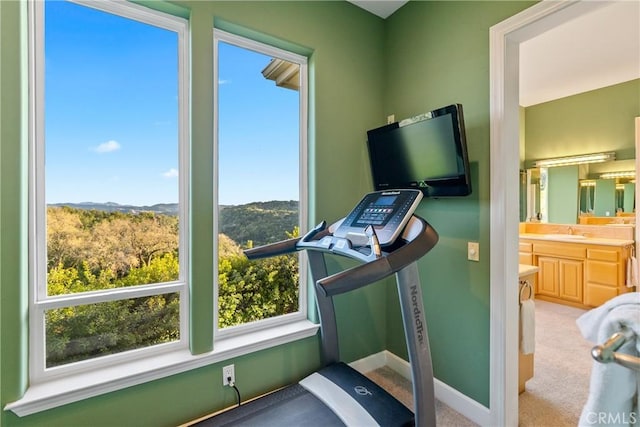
(489, 1, 639, 425)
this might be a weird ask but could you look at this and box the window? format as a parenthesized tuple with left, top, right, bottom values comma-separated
(29, 0, 189, 380)
(21, 1, 313, 412)
(213, 30, 308, 334)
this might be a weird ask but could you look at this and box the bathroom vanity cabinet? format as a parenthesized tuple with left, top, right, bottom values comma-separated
(519, 235, 633, 308)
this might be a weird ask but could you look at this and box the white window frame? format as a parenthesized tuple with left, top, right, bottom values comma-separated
(212, 29, 309, 339)
(7, 3, 318, 417)
(28, 0, 191, 382)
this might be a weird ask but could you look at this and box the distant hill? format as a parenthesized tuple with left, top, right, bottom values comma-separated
(49, 202, 179, 215)
(49, 200, 299, 247)
(219, 201, 299, 247)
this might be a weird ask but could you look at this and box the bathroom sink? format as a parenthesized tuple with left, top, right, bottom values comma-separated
(543, 234, 587, 240)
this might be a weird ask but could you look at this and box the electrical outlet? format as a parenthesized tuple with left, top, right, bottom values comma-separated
(223, 364, 235, 386)
(387, 114, 395, 124)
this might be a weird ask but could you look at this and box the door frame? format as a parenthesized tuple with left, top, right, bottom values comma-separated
(488, 1, 614, 425)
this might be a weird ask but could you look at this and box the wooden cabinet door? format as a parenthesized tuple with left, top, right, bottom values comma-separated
(537, 256, 559, 297)
(559, 259, 584, 303)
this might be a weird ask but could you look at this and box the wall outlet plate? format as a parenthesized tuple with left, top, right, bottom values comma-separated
(468, 242, 480, 262)
(223, 364, 235, 386)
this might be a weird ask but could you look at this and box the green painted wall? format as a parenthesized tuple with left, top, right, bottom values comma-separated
(548, 166, 579, 223)
(525, 79, 640, 164)
(1, 0, 30, 424)
(382, 0, 535, 407)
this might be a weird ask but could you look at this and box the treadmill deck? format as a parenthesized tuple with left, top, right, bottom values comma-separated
(194, 363, 414, 427)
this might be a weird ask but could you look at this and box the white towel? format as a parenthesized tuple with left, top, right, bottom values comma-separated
(626, 256, 638, 288)
(576, 292, 640, 427)
(520, 299, 535, 355)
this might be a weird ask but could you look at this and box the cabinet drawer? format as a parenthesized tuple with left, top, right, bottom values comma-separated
(519, 253, 533, 265)
(584, 283, 619, 307)
(587, 248, 619, 262)
(533, 243, 586, 259)
(586, 260, 618, 286)
(519, 242, 532, 253)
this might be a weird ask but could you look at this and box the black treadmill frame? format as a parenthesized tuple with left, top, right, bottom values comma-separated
(306, 216, 438, 427)
(205, 209, 440, 427)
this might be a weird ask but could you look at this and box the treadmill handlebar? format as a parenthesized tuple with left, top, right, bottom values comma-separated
(316, 217, 438, 297)
(316, 256, 392, 297)
(243, 216, 438, 297)
(243, 222, 331, 260)
(302, 220, 328, 242)
(244, 237, 301, 260)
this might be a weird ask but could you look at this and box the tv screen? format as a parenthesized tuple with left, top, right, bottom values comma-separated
(366, 104, 472, 197)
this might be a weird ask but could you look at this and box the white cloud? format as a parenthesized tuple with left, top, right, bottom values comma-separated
(163, 168, 179, 178)
(218, 79, 231, 85)
(94, 140, 121, 153)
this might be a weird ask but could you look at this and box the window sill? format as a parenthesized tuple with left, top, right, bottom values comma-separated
(5, 320, 319, 417)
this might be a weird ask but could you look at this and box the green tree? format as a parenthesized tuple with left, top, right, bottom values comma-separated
(219, 200, 298, 247)
(218, 253, 299, 327)
(44, 205, 300, 366)
(45, 254, 180, 367)
(47, 207, 90, 269)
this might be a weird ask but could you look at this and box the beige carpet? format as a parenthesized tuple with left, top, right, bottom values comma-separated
(365, 366, 478, 427)
(368, 299, 594, 426)
(519, 299, 592, 426)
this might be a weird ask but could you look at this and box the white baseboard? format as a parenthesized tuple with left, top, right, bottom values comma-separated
(350, 350, 490, 426)
(348, 350, 389, 373)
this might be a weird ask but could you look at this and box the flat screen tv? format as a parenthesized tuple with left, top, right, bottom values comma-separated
(366, 104, 472, 198)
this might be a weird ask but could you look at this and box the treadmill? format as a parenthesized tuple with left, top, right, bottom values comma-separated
(195, 189, 439, 427)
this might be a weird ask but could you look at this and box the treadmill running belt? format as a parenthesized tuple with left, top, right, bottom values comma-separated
(309, 363, 414, 427)
(193, 384, 344, 427)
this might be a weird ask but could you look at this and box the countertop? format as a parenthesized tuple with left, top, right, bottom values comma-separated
(519, 264, 539, 278)
(519, 233, 633, 247)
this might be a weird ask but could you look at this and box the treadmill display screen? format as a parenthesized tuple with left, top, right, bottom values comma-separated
(334, 189, 423, 246)
(354, 195, 399, 227)
(374, 195, 397, 206)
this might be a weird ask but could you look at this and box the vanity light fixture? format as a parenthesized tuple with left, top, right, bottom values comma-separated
(599, 171, 635, 179)
(532, 152, 616, 168)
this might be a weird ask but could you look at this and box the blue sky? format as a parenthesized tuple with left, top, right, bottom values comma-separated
(45, 0, 299, 206)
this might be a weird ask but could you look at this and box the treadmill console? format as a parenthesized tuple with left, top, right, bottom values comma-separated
(334, 189, 422, 247)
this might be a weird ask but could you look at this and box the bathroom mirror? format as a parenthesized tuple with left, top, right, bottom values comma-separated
(579, 177, 635, 216)
(523, 162, 636, 224)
